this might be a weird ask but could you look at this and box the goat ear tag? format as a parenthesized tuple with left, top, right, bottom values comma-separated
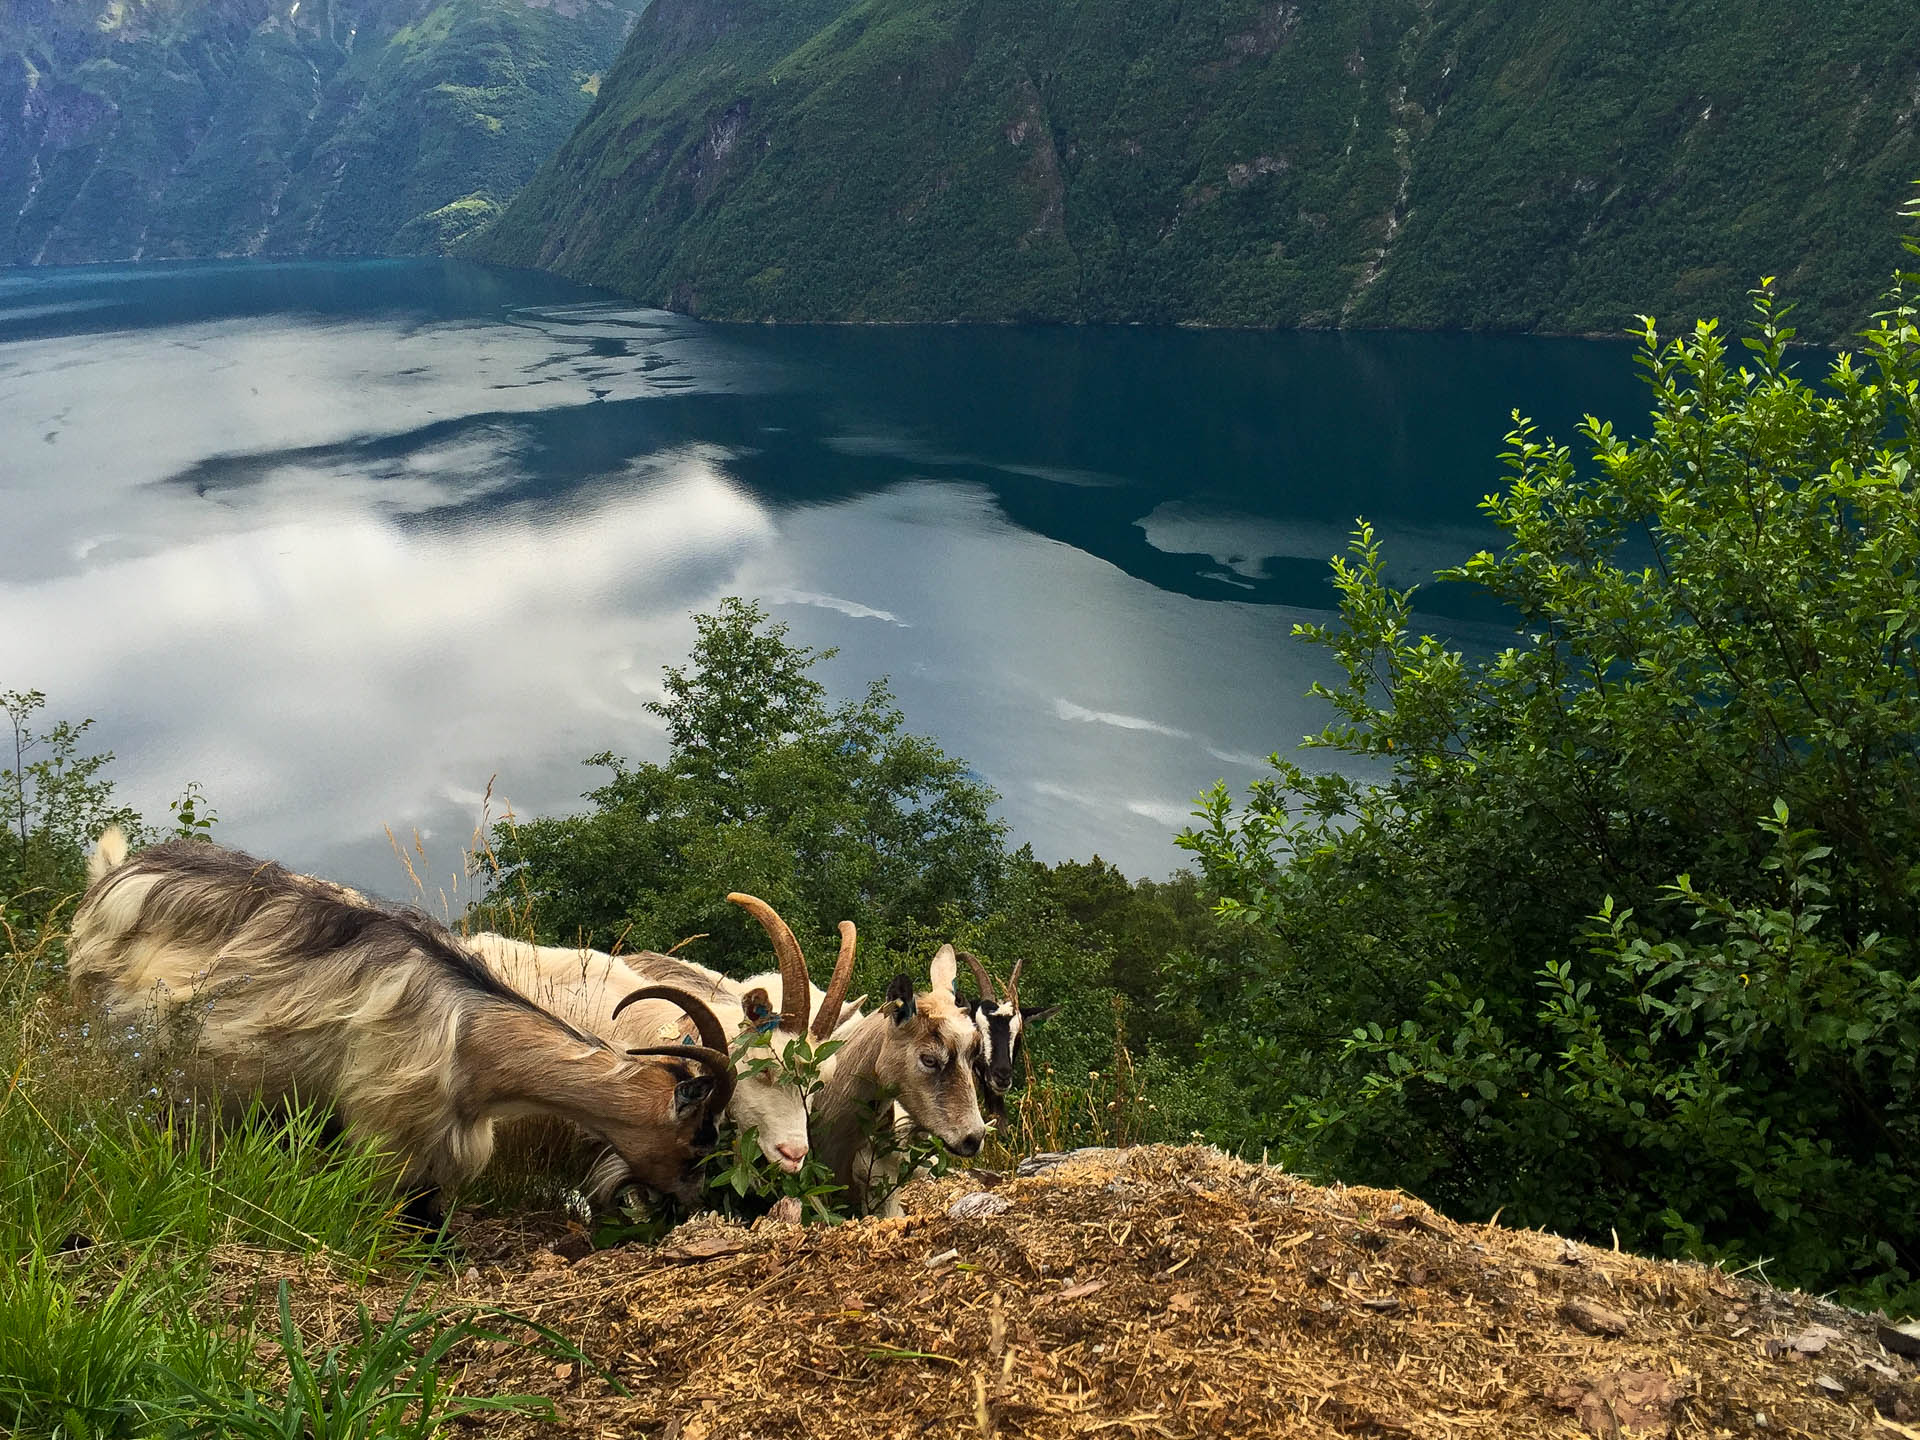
(929, 944, 958, 997)
(743, 987, 774, 1027)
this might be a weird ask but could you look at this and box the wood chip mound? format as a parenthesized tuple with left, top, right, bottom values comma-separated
(273, 1145, 1920, 1437)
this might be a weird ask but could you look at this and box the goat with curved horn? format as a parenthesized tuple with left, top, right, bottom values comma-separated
(470, 918, 830, 1178)
(611, 984, 737, 1113)
(69, 833, 735, 1221)
(726, 892, 811, 1036)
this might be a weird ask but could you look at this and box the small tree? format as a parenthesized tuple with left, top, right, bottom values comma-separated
(486, 599, 1007, 969)
(0, 690, 139, 912)
(1180, 238, 1920, 1304)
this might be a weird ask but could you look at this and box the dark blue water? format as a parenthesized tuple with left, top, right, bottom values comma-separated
(0, 258, 1652, 892)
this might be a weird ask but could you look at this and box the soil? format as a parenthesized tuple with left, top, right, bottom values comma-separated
(220, 1145, 1920, 1438)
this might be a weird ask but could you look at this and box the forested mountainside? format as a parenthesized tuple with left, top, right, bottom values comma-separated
(0, 0, 645, 263)
(475, 0, 1920, 339)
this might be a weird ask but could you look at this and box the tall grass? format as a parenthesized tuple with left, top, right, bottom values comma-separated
(984, 999, 1156, 1164)
(0, 894, 475, 1437)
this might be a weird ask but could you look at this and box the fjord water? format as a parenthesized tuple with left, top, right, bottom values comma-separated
(0, 259, 1646, 892)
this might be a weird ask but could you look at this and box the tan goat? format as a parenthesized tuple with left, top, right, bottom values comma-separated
(70, 829, 734, 1220)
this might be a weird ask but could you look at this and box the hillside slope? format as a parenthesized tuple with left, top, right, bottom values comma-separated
(0, 0, 646, 263)
(476, 0, 1920, 339)
(259, 1146, 1920, 1436)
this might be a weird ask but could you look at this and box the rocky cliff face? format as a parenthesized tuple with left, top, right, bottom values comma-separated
(474, 0, 1920, 339)
(0, 0, 646, 264)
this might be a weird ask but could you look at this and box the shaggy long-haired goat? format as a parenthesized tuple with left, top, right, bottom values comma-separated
(959, 951, 1058, 1120)
(467, 892, 858, 1178)
(808, 940, 987, 1216)
(70, 829, 734, 1219)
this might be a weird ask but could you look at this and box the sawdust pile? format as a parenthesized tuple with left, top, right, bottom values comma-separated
(256, 1146, 1920, 1437)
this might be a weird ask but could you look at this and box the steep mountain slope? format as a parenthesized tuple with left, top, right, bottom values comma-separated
(0, 0, 646, 263)
(476, 0, 1920, 338)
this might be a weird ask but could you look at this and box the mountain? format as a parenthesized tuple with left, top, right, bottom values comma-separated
(0, 0, 646, 264)
(475, 0, 1920, 339)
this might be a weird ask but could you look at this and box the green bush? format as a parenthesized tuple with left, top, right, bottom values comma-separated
(1180, 239, 1920, 1305)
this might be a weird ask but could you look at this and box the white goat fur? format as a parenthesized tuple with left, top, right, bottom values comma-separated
(466, 934, 817, 1172)
(68, 832, 729, 1205)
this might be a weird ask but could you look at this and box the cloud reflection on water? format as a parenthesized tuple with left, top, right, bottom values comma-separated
(1, 260, 1593, 894)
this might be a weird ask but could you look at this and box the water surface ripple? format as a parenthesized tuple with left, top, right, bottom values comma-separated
(0, 259, 1646, 892)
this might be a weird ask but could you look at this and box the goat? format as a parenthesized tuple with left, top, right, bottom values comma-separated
(808, 940, 987, 1216)
(959, 951, 1059, 1120)
(468, 893, 856, 1179)
(69, 830, 734, 1221)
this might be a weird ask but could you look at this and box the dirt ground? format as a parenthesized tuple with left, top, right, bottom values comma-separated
(229, 1145, 1920, 1438)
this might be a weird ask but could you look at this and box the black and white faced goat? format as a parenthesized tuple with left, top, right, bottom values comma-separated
(958, 952, 1058, 1121)
(808, 944, 987, 1217)
(68, 829, 735, 1222)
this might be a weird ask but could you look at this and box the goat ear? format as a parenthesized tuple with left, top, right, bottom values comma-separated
(929, 944, 958, 997)
(742, 987, 775, 1029)
(673, 1072, 718, 1119)
(1023, 1004, 1061, 1025)
(885, 974, 916, 1024)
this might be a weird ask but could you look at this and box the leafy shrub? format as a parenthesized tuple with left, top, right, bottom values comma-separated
(1181, 241, 1920, 1304)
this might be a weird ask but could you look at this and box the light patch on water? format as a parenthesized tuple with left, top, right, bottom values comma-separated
(1134, 500, 1492, 588)
(0, 460, 773, 894)
(766, 588, 910, 626)
(1124, 798, 1199, 829)
(993, 463, 1123, 488)
(1206, 747, 1271, 769)
(1053, 698, 1191, 739)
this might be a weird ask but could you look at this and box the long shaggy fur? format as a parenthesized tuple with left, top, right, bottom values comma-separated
(71, 832, 722, 1202)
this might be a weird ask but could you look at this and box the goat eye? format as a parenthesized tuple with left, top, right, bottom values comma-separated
(919, 1054, 940, 1072)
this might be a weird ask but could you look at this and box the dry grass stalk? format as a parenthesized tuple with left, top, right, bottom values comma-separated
(220, 1145, 1920, 1439)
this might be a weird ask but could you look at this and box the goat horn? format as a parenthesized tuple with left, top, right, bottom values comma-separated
(810, 920, 858, 1041)
(1006, 956, 1026, 1010)
(726, 893, 811, 1036)
(959, 950, 999, 1003)
(609, 984, 731, 1053)
(615, 983, 737, 1113)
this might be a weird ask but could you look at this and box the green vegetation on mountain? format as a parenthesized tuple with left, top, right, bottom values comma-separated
(0, 0, 644, 264)
(478, 0, 1920, 339)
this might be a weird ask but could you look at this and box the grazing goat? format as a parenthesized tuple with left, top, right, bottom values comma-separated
(468, 894, 856, 1179)
(959, 952, 1059, 1120)
(808, 941, 987, 1216)
(70, 830, 734, 1219)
